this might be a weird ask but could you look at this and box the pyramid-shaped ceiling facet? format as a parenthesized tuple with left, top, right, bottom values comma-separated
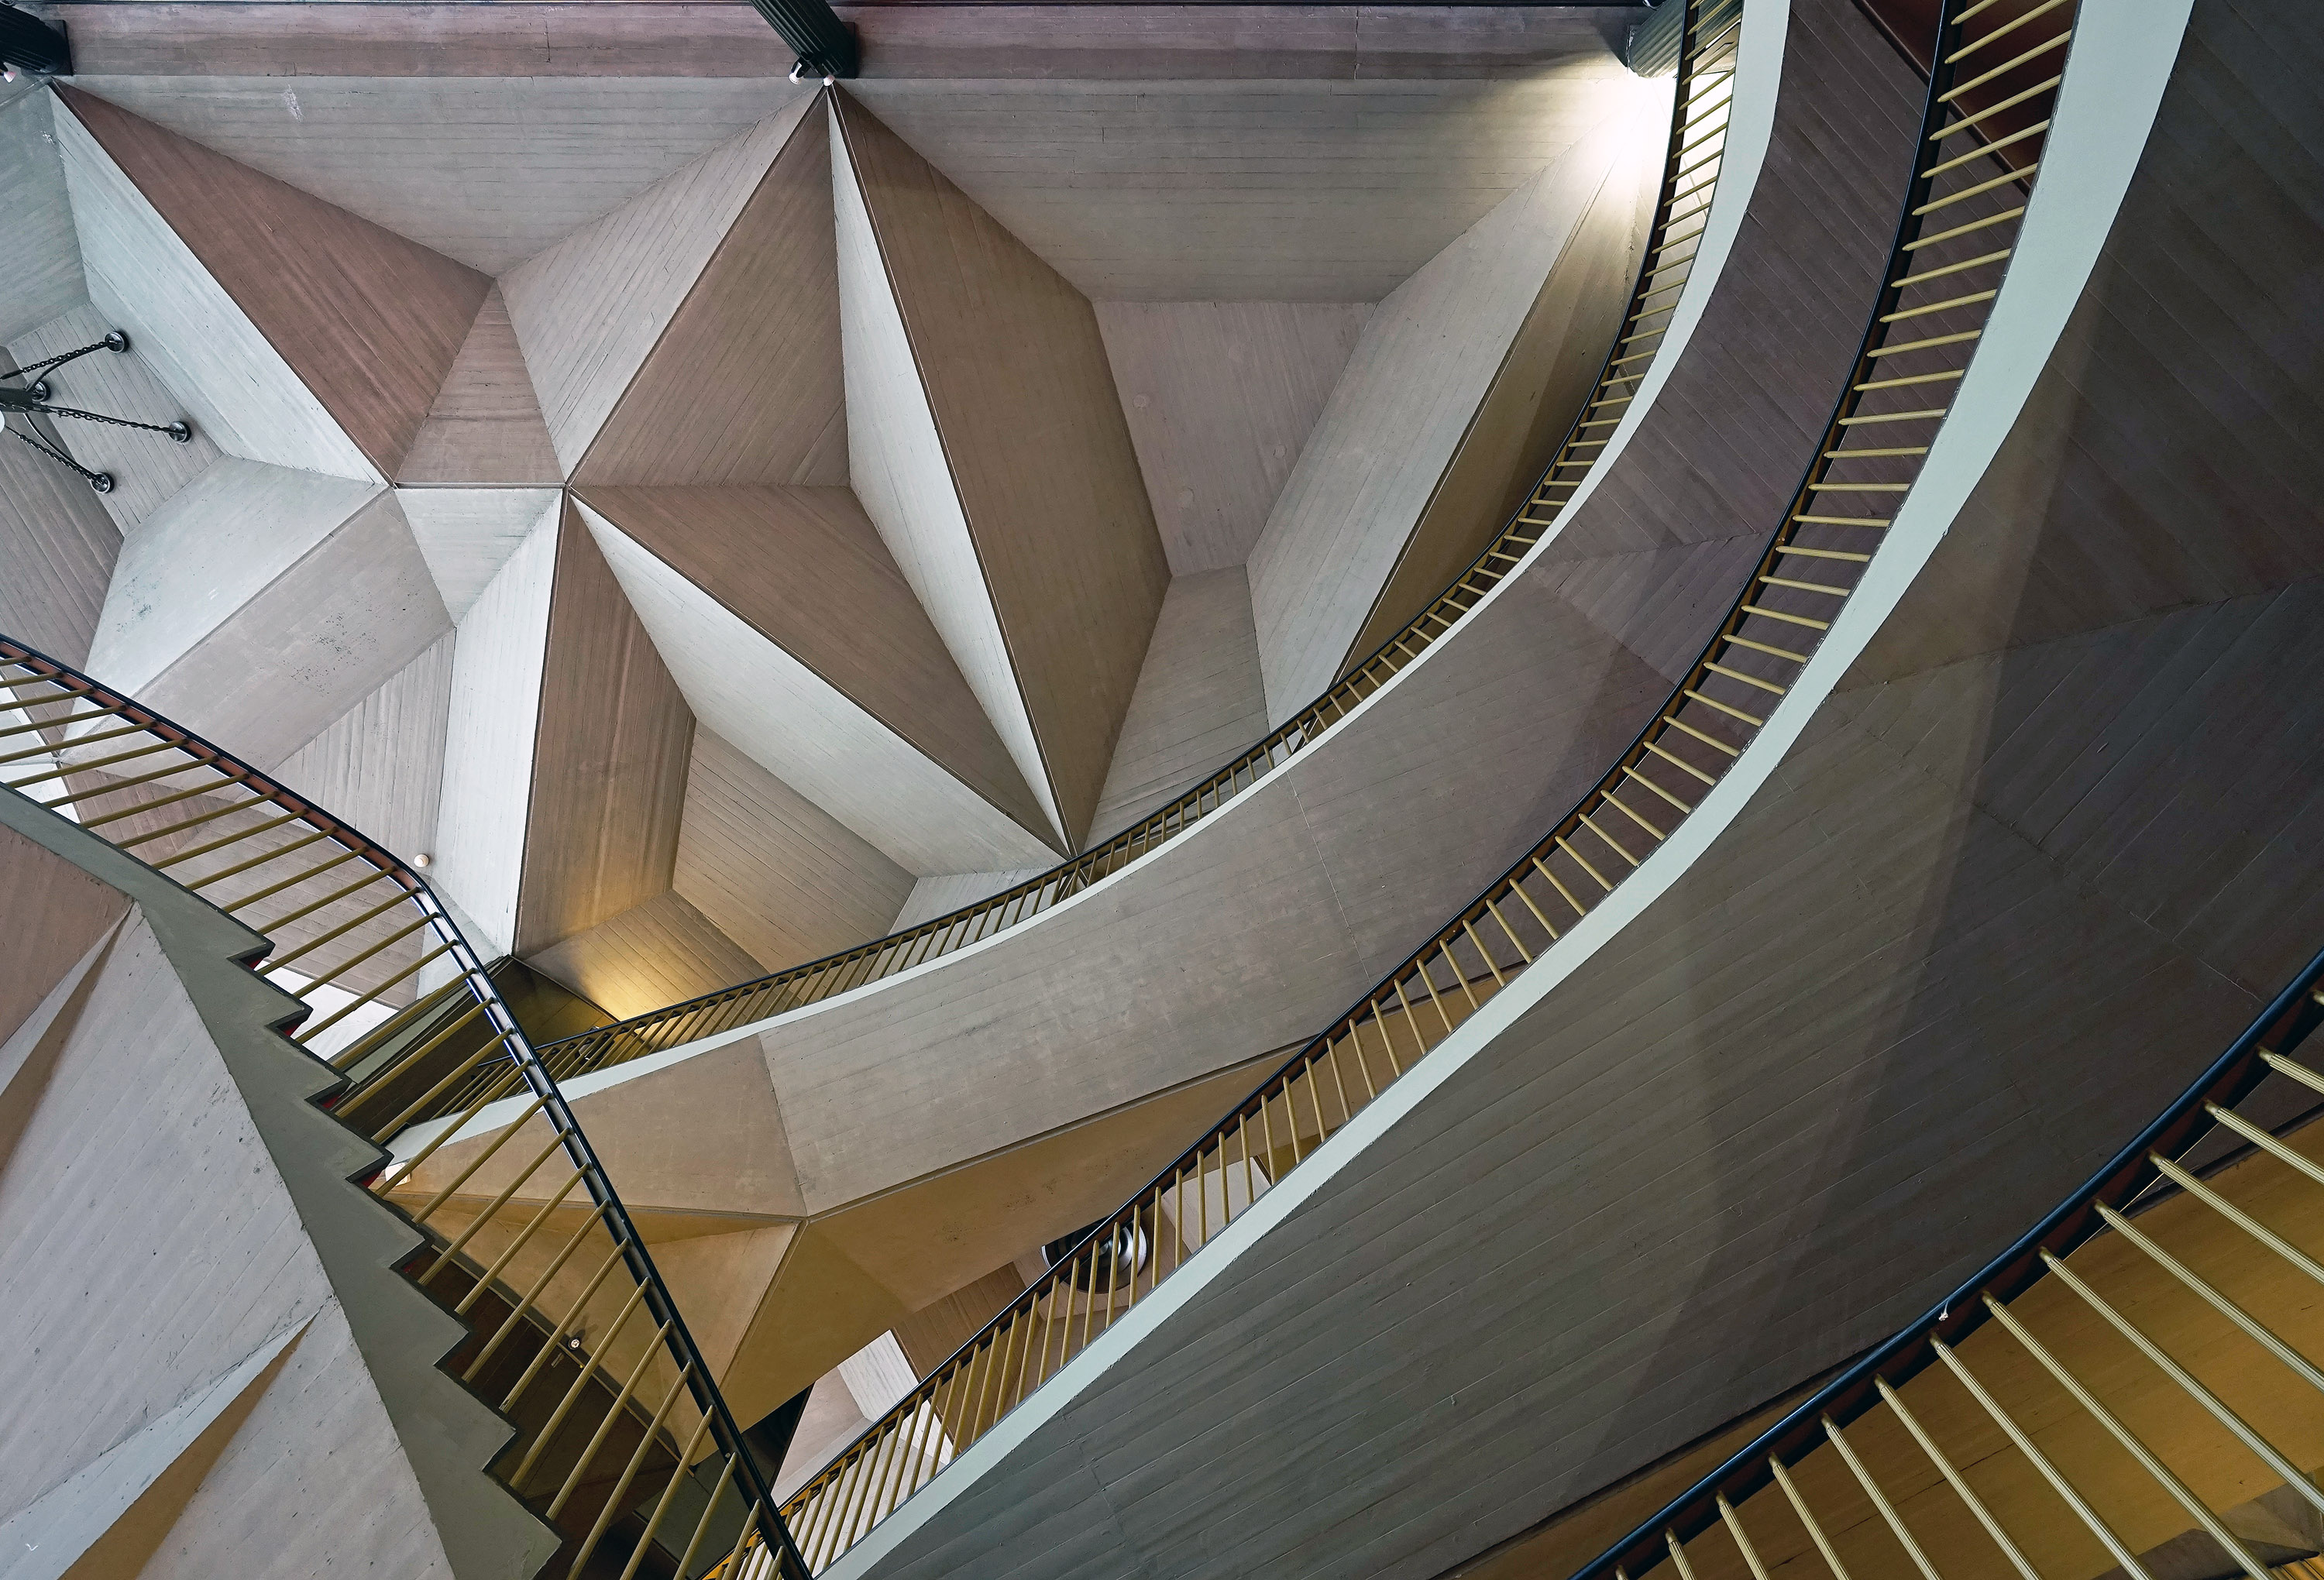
(1246, 115, 1652, 721)
(502, 97, 815, 476)
(398, 285, 562, 486)
(83, 461, 450, 768)
(831, 91, 1170, 853)
(513, 501, 696, 957)
(574, 105, 845, 486)
(576, 487, 1062, 874)
(57, 88, 490, 482)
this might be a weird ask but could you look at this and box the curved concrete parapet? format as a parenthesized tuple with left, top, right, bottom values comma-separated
(813, 2, 2324, 1575)
(394, 0, 1972, 1426)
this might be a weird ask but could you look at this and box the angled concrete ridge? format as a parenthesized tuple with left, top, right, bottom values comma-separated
(0, 1321, 310, 1580)
(0, 790, 561, 1580)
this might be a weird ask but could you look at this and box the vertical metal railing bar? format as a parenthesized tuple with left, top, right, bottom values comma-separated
(511, 0, 1749, 1104)
(0, 637, 810, 1580)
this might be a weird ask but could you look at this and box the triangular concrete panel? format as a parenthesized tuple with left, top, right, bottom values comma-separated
(57, 88, 490, 482)
(0, 919, 125, 1176)
(0, 1321, 307, 1580)
(61, 77, 816, 277)
(576, 498, 1061, 875)
(1246, 115, 1643, 721)
(1094, 302, 1372, 577)
(397, 486, 562, 620)
(575, 103, 847, 486)
(503, 96, 816, 476)
(676, 727, 917, 973)
(81, 461, 451, 768)
(514, 502, 695, 957)
(434, 506, 559, 957)
(50, 94, 374, 483)
(579, 485, 1052, 849)
(0, 91, 87, 345)
(526, 890, 765, 1019)
(1339, 122, 1659, 675)
(832, 92, 1170, 853)
(1089, 565, 1268, 843)
(397, 286, 562, 486)
(268, 633, 456, 860)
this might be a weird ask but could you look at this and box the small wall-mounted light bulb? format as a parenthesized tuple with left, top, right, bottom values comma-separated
(413, 851, 434, 869)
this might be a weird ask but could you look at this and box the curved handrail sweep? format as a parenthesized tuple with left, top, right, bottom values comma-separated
(1562, 943, 2324, 1580)
(766, 0, 2071, 1568)
(0, 637, 807, 1580)
(496, 0, 1751, 1109)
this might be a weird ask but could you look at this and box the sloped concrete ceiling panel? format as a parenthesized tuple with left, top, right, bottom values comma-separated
(434, 507, 558, 957)
(513, 503, 694, 957)
(579, 484, 1049, 845)
(576, 497, 1059, 875)
(63, 76, 813, 276)
(0, 91, 87, 345)
(844, 73, 1654, 302)
(9, 303, 224, 534)
(269, 632, 455, 861)
(576, 104, 847, 487)
(831, 105, 1064, 853)
(52, 94, 374, 482)
(834, 91, 1171, 851)
(675, 726, 917, 975)
(57, 88, 490, 481)
(84, 460, 452, 768)
(1246, 110, 1645, 723)
(526, 890, 765, 1021)
(397, 285, 561, 486)
(502, 95, 814, 476)
(1345, 122, 1662, 674)
(1089, 566, 1269, 844)
(396, 486, 562, 622)
(0, 1322, 306, 1580)
(1095, 301, 1372, 577)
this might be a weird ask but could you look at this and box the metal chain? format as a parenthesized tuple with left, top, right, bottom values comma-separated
(8, 335, 118, 381)
(5, 417, 111, 490)
(32, 402, 190, 439)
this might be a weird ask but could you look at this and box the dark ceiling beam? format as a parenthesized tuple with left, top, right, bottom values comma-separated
(0, 4, 70, 75)
(43, 3, 1638, 79)
(749, 0, 857, 77)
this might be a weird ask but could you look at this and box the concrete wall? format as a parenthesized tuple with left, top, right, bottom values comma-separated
(0, 903, 454, 1578)
(0, 795, 557, 1580)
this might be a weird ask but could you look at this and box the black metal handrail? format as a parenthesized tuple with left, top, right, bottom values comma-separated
(0, 635, 808, 1580)
(1566, 943, 2324, 1579)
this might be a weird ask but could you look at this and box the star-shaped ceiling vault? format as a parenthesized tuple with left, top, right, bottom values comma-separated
(1, 66, 1661, 1024)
